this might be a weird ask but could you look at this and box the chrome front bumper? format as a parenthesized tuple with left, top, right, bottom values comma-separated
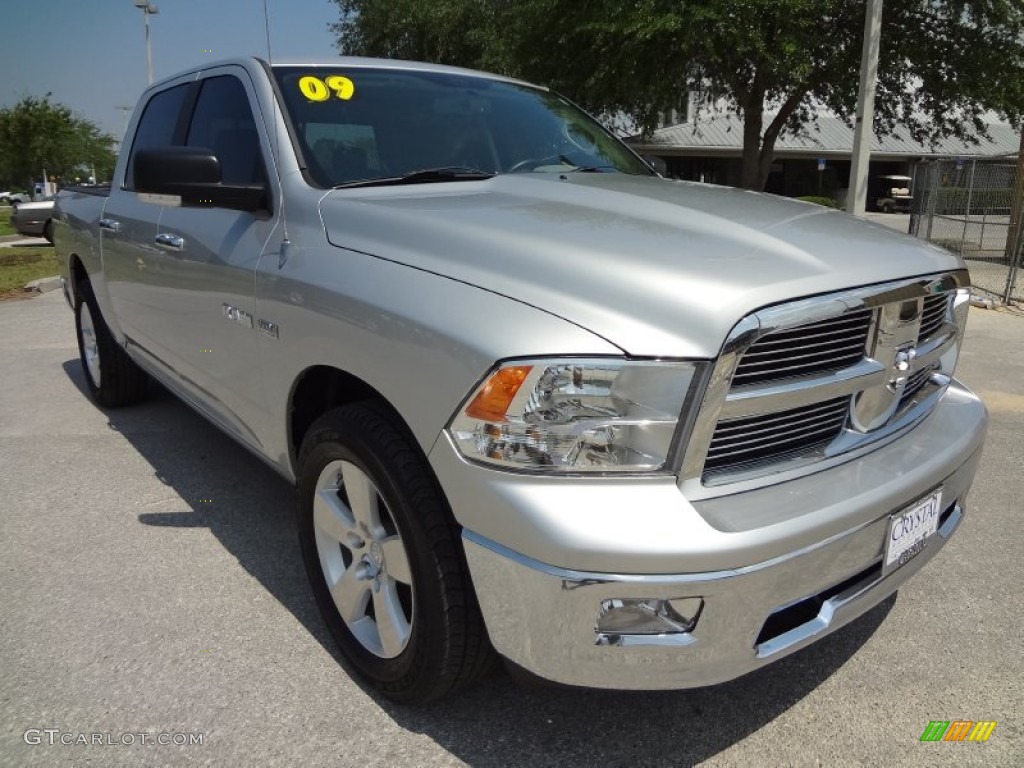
(448, 383, 986, 690)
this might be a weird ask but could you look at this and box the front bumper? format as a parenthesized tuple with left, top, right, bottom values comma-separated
(434, 382, 986, 689)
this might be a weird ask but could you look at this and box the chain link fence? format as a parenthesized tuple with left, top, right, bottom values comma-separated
(909, 156, 1023, 304)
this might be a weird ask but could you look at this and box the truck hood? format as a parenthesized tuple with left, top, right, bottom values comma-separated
(320, 174, 962, 358)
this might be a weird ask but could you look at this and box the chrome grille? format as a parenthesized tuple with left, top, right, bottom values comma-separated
(918, 294, 948, 343)
(704, 397, 848, 476)
(898, 364, 938, 410)
(681, 271, 968, 497)
(730, 308, 873, 386)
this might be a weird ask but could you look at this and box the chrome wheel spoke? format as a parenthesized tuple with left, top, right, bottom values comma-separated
(314, 458, 414, 659)
(79, 304, 101, 386)
(330, 564, 371, 624)
(341, 462, 382, 535)
(380, 536, 412, 585)
(373, 581, 411, 658)
(313, 487, 359, 546)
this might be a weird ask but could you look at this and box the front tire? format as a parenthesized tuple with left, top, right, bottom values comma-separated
(75, 278, 148, 407)
(43, 220, 54, 244)
(297, 403, 493, 703)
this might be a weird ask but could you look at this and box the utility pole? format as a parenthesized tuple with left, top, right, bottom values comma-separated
(846, 0, 884, 217)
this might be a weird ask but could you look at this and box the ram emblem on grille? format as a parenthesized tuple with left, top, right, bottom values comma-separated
(851, 299, 922, 432)
(890, 345, 917, 387)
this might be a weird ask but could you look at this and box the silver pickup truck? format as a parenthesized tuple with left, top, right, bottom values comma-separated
(55, 57, 987, 703)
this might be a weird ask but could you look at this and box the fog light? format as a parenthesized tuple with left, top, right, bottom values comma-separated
(596, 597, 704, 636)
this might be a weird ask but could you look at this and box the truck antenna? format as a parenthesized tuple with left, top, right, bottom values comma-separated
(262, 0, 291, 254)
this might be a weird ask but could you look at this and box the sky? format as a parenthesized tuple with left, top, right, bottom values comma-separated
(0, 0, 341, 140)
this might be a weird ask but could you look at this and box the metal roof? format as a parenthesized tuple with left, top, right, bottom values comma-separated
(631, 114, 1019, 157)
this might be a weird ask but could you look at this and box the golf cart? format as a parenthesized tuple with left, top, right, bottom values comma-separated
(875, 175, 913, 213)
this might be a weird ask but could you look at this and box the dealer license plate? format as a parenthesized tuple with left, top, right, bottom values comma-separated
(884, 489, 943, 571)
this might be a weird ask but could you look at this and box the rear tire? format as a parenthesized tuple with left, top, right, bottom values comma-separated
(43, 220, 54, 244)
(74, 278, 148, 407)
(296, 402, 494, 703)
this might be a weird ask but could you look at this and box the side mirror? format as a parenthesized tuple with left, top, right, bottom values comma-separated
(134, 147, 268, 212)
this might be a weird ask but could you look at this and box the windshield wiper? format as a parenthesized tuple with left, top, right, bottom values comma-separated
(333, 167, 495, 189)
(566, 164, 617, 173)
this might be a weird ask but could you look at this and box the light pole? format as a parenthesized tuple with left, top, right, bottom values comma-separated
(116, 105, 133, 137)
(846, 0, 884, 216)
(133, 0, 159, 85)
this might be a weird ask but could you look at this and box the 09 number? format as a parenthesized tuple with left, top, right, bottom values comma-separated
(298, 75, 355, 102)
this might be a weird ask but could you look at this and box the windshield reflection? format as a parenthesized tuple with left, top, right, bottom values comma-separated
(273, 67, 652, 188)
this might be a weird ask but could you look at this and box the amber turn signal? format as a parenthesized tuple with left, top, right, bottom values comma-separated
(464, 365, 533, 422)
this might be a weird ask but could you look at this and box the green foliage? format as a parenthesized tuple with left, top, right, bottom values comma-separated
(330, 0, 508, 72)
(331, 0, 1024, 190)
(0, 96, 117, 192)
(795, 195, 839, 209)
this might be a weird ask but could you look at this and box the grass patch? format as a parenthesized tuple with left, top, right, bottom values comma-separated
(0, 207, 16, 237)
(0, 246, 60, 294)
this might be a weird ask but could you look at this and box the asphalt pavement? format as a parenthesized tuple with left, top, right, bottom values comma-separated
(1, 291, 1021, 767)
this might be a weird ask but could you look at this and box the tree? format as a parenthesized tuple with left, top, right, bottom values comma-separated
(331, 0, 1024, 190)
(0, 96, 117, 192)
(331, 0, 507, 71)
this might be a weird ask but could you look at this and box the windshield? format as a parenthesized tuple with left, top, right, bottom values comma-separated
(273, 66, 652, 187)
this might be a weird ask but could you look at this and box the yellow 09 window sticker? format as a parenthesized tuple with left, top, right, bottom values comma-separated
(298, 75, 355, 102)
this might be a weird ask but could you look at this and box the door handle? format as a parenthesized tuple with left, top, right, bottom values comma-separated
(155, 232, 185, 251)
(98, 218, 121, 233)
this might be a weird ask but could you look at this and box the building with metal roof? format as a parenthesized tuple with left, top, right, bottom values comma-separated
(628, 114, 1019, 207)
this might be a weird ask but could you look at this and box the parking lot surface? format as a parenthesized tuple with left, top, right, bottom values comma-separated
(1, 291, 1021, 767)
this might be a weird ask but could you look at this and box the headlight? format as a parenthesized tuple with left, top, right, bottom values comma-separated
(448, 358, 704, 473)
